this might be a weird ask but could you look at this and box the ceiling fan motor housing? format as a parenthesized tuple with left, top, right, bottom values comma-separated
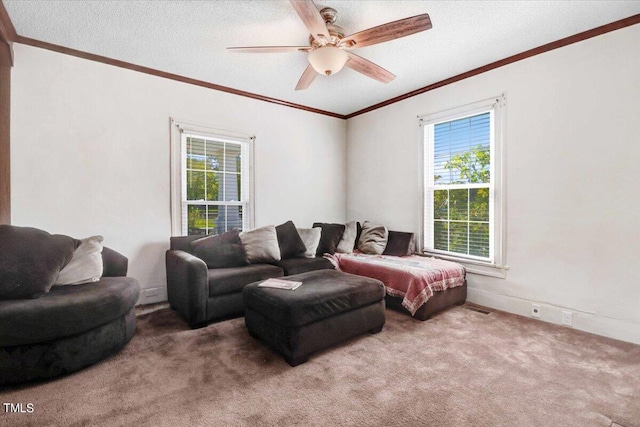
(309, 7, 346, 47)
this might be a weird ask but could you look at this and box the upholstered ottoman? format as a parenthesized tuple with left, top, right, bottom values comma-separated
(242, 270, 386, 366)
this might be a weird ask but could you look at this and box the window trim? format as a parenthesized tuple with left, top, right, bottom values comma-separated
(170, 118, 255, 236)
(419, 95, 507, 277)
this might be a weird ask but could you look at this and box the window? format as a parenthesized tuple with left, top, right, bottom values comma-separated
(421, 96, 505, 269)
(171, 119, 254, 236)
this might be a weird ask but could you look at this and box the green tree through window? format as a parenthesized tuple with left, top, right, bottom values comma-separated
(430, 112, 491, 259)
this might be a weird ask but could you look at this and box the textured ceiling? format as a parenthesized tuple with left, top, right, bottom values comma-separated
(4, 1, 640, 116)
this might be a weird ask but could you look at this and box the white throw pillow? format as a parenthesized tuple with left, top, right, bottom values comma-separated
(54, 235, 104, 285)
(297, 227, 322, 258)
(336, 220, 357, 253)
(239, 225, 281, 263)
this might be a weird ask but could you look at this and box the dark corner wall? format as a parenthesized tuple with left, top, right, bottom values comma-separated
(0, 1, 13, 225)
(0, 48, 9, 225)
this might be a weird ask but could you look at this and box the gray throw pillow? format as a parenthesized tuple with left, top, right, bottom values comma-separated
(54, 235, 104, 285)
(0, 225, 77, 299)
(382, 231, 416, 256)
(358, 221, 389, 255)
(296, 228, 322, 258)
(191, 229, 249, 268)
(240, 225, 281, 263)
(336, 220, 357, 253)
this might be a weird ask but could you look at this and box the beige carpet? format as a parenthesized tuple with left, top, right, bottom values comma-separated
(1, 305, 639, 427)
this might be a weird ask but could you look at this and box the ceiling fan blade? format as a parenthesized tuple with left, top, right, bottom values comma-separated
(290, 0, 331, 43)
(340, 14, 432, 49)
(227, 46, 311, 53)
(295, 64, 317, 90)
(345, 52, 395, 83)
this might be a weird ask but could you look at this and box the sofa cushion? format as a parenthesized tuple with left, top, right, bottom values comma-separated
(312, 223, 345, 256)
(243, 270, 385, 328)
(273, 257, 335, 276)
(190, 229, 249, 268)
(297, 228, 321, 258)
(383, 231, 416, 256)
(275, 221, 306, 259)
(358, 221, 389, 255)
(336, 220, 358, 253)
(0, 225, 78, 300)
(0, 277, 140, 346)
(240, 225, 281, 263)
(208, 263, 283, 297)
(54, 235, 104, 286)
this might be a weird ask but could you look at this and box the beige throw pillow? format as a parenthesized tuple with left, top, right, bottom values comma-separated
(336, 220, 358, 253)
(239, 225, 281, 263)
(297, 228, 322, 258)
(54, 235, 104, 286)
(358, 221, 389, 255)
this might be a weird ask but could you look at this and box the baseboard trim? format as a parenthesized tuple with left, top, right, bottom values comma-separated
(136, 288, 168, 306)
(467, 288, 640, 345)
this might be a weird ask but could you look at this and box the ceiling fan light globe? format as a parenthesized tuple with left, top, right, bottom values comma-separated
(308, 46, 348, 76)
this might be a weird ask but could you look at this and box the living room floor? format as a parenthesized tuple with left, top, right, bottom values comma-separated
(2, 305, 639, 426)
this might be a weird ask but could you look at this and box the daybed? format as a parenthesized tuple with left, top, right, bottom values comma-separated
(328, 251, 467, 321)
(0, 226, 140, 386)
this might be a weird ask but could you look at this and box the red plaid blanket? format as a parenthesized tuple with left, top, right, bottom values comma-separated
(326, 253, 466, 316)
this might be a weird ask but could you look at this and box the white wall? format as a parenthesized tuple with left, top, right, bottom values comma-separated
(346, 25, 640, 343)
(11, 44, 346, 304)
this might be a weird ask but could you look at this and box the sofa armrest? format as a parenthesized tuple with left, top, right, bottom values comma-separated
(165, 250, 209, 327)
(102, 247, 129, 277)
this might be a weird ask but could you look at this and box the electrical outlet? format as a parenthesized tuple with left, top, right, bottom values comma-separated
(562, 311, 573, 327)
(531, 304, 541, 318)
(143, 287, 160, 298)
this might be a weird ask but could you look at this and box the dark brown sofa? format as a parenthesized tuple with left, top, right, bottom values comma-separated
(166, 235, 334, 328)
(167, 225, 467, 328)
(0, 247, 140, 385)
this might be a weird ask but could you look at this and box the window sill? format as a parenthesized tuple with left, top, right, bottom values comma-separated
(418, 252, 507, 279)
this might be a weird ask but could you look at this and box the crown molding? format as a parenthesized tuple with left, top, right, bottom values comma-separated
(0, 1, 16, 66)
(0, 2, 638, 120)
(14, 35, 346, 119)
(345, 13, 640, 119)
(0, 1, 16, 43)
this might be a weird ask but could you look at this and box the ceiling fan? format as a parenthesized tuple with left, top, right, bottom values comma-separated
(227, 0, 432, 90)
